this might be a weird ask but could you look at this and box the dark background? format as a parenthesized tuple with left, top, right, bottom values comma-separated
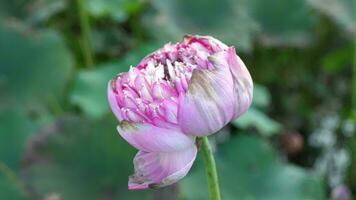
(0, 0, 355, 199)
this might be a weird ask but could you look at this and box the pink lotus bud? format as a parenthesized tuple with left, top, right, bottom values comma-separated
(108, 35, 253, 189)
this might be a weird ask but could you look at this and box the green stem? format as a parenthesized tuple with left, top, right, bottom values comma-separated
(77, 0, 94, 68)
(198, 136, 221, 200)
(352, 5, 356, 117)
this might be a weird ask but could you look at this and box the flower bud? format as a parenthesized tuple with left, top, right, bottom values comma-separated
(108, 35, 253, 189)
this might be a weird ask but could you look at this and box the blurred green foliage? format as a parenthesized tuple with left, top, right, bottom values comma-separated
(232, 84, 282, 136)
(0, 23, 73, 111)
(0, 0, 354, 199)
(182, 135, 325, 200)
(0, 109, 37, 171)
(147, 0, 316, 51)
(0, 164, 26, 200)
(22, 116, 152, 200)
(86, 0, 143, 22)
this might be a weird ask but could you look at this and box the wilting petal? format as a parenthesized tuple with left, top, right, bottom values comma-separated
(117, 121, 194, 152)
(178, 58, 235, 136)
(108, 82, 123, 121)
(225, 48, 253, 119)
(128, 145, 197, 190)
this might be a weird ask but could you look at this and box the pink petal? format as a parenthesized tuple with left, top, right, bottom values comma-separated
(151, 117, 177, 129)
(151, 81, 177, 100)
(159, 99, 178, 124)
(225, 48, 253, 119)
(107, 81, 123, 121)
(128, 145, 197, 190)
(134, 75, 153, 101)
(124, 109, 147, 123)
(184, 35, 228, 52)
(203, 48, 253, 119)
(117, 121, 195, 152)
(178, 55, 236, 136)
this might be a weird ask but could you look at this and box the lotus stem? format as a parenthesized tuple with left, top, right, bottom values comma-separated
(77, 0, 94, 68)
(199, 136, 221, 200)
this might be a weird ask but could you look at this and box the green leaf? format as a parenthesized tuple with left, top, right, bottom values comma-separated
(0, 109, 37, 171)
(232, 108, 282, 136)
(321, 45, 353, 73)
(0, 162, 26, 200)
(0, 0, 27, 19)
(70, 62, 119, 118)
(148, 0, 316, 50)
(181, 135, 326, 200)
(248, 0, 316, 47)
(70, 44, 159, 118)
(252, 84, 271, 108)
(86, 0, 142, 22)
(148, 0, 256, 51)
(0, 0, 66, 23)
(0, 23, 74, 110)
(22, 115, 153, 200)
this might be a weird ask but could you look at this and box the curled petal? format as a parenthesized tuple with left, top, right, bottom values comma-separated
(128, 145, 197, 190)
(117, 121, 195, 152)
(178, 59, 235, 136)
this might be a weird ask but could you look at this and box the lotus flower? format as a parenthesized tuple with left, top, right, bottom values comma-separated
(108, 35, 253, 189)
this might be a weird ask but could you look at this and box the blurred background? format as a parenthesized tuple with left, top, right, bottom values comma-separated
(0, 0, 355, 199)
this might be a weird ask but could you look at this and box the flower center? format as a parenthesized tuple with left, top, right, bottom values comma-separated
(111, 40, 216, 124)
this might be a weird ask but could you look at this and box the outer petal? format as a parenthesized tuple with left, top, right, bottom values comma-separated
(128, 145, 197, 190)
(117, 121, 195, 152)
(178, 54, 236, 136)
(226, 48, 253, 119)
(107, 81, 123, 121)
